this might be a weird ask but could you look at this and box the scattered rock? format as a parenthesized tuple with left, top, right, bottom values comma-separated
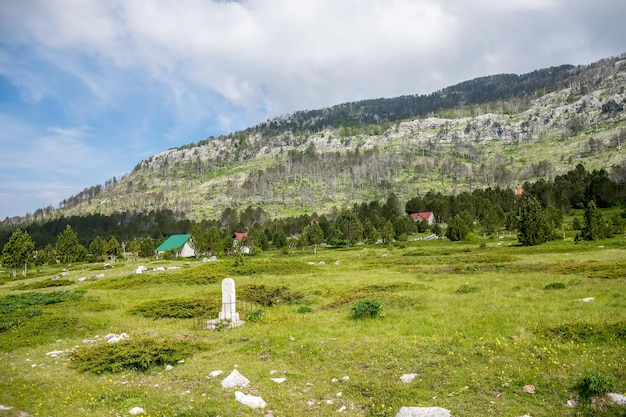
(235, 391, 266, 409)
(289, 336, 296, 341)
(522, 385, 535, 394)
(608, 393, 626, 405)
(104, 333, 129, 343)
(165, 365, 174, 371)
(203, 256, 217, 262)
(52, 275, 60, 281)
(337, 405, 347, 412)
(395, 407, 451, 417)
(577, 297, 594, 302)
(129, 406, 145, 415)
(208, 370, 224, 378)
(222, 369, 250, 388)
(271, 378, 286, 384)
(400, 373, 419, 383)
(61, 271, 69, 276)
(77, 277, 86, 282)
(46, 350, 66, 357)
(135, 265, 147, 274)
(0, 405, 12, 410)
(341, 376, 349, 381)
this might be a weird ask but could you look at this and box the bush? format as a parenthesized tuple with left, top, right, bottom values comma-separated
(351, 299, 382, 320)
(544, 282, 566, 290)
(455, 283, 479, 294)
(297, 306, 314, 314)
(574, 372, 616, 403)
(69, 339, 207, 374)
(245, 309, 265, 323)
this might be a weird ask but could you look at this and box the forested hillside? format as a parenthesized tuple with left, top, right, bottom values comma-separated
(3, 54, 626, 227)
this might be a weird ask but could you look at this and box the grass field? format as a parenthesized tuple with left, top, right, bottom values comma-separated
(1, 234, 625, 417)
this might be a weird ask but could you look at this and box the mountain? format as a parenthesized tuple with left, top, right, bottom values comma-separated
(10, 54, 626, 224)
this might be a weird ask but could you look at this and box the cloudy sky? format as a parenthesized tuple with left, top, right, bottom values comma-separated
(1, 0, 625, 219)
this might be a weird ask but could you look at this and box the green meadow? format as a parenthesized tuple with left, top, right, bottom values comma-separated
(1, 235, 625, 417)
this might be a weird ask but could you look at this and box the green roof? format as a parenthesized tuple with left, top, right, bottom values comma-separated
(155, 234, 192, 252)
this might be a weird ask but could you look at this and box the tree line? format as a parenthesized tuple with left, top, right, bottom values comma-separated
(2, 164, 625, 276)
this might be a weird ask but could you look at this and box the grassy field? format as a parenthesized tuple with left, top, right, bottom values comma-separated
(1, 235, 625, 417)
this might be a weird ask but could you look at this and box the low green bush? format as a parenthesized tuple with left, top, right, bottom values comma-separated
(12, 279, 74, 290)
(455, 283, 479, 294)
(544, 282, 566, 290)
(574, 372, 616, 403)
(245, 309, 265, 323)
(239, 284, 304, 306)
(69, 339, 207, 374)
(296, 305, 314, 314)
(351, 299, 382, 320)
(129, 298, 216, 319)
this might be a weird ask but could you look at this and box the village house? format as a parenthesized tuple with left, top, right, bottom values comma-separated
(155, 234, 196, 258)
(410, 211, 436, 225)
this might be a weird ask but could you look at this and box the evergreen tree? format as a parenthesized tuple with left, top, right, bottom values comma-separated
(89, 236, 106, 262)
(139, 236, 155, 258)
(56, 225, 82, 270)
(334, 210, 364, 246)
(380, 220, 395, 244)
(191, 224, 210, 255)
(206, 226, 223, 256)
(581, 200, 611, 240)
(517, 196, 554, 246)
(445, 212, 474, 241)
(1, 229, 35, 277)
(105, 236, 121, 263)
(363, 220, 380, 244)
(302, 221, 324, 254)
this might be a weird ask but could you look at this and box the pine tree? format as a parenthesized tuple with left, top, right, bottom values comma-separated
(517, 196, 554, 246)
(1, 229, 35, 277)
(581, 200, 611, 240)
(56, 225, 81, 270)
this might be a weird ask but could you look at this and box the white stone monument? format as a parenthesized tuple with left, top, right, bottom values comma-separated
(206, 278, 244, 330)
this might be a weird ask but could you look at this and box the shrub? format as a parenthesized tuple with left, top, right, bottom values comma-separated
(245, 309, 265, 323)
(351, 299, 382, 320)
(239, 284, 304, 306)
(297, 306, 314, 314)
(574, 372, 616, 403)
(69, 339, 207, 374)
(544, 282, 566, 290)
(455, 283, 479, 294)
(129, 298, 216, 319)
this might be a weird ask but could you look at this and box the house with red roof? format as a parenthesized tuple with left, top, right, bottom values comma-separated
(410, 211, 436, 225)
(233, 232, 251, 254)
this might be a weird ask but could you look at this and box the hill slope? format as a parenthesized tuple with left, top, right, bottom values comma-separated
(20, 54, 626, 223)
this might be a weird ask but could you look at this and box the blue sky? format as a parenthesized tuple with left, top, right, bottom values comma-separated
(1, 0, 625, 219)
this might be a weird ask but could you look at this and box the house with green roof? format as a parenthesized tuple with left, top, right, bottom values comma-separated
(155, 234, 196, 258)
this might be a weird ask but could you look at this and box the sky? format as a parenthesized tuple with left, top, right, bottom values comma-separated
(1, 0, 625, 220)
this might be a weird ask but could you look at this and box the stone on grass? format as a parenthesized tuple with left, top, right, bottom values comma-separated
(271, 377, 286, 384)
(400, 373, 418, 383)
(522, 385, 535, 394)
(608, 393, 626, 405)
(395, 407, 451, 417)
(577, 297, 594, 302)
(235, 391, 266, 409)
(135, 265, 147, 274)
(104, 333, 129, 343)
(207, 370, 224, 378)
(129, 406, 145, 415)
(222, 369, 250, 388)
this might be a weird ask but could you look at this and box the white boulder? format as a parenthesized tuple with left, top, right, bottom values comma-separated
(395, 407, 451, 417)
(129, 406, 145, 415)
(221, 369, 250, 388)
(234, 391, 266, 409)
(400, 373, 418, 383)
(135, 265, 147, 274)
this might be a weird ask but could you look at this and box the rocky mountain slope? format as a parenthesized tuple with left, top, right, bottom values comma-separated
(27, 55, 626, 222)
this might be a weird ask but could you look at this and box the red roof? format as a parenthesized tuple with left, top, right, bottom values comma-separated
(410, 211, 433, 221)
(233, 232, 248, 241)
